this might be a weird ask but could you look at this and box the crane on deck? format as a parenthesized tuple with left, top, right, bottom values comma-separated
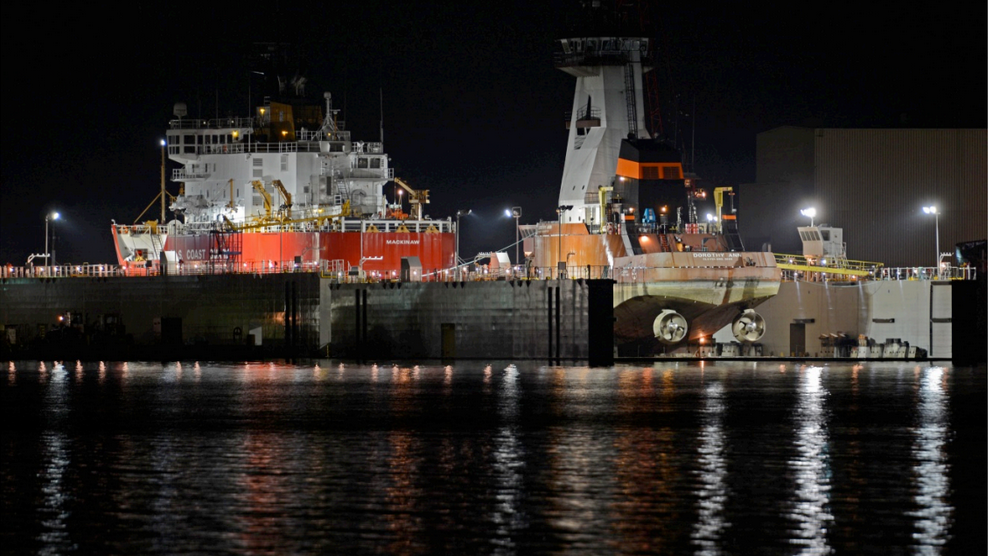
(250, 180, 274, 220)
(391, 177, 430, 220)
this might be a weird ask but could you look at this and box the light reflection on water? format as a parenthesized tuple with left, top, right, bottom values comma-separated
(1, 360, 983, 555)
(910, 366, 951, 553)
(692, 380, 728, 555)
(789, 365, 834, 555)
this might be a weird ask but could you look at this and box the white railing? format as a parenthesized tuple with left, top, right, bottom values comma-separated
(2, 264, 122, 278)
(169, 117, 254, 130)
(5, 260, 975, 284)
(877, 266, 977, 281)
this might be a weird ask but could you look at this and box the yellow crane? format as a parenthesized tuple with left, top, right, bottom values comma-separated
(250, 180, 274, 219)
(272, 179, 293, 220)
(393, 177, 430, 220)
(597, 185, 613, 232)
(713, 187, 735, 234)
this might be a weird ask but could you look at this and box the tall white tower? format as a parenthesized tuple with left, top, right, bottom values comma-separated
(555, 35, 653, 225)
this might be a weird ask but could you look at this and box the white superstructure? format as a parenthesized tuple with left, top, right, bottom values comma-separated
(166, 92, 392, 225)
(555, 36, 652, 224)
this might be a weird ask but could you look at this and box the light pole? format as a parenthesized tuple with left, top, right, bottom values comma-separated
(456, 209, 471, 278)
(45, 211, 60, 274)
(557, 205, 572, 278)
(160, 139, 167, 222)
(505, 207, 522, 266)
(923, 205, 939, 272)
(800, 207, 816, 227)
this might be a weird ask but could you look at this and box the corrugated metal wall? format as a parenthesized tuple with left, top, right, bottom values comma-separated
(813, 129, 987, 267)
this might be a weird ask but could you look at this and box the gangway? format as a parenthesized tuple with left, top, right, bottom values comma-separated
(775, 253, 883, 279)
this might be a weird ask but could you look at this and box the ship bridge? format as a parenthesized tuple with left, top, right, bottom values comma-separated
(554, 36, 653, 77)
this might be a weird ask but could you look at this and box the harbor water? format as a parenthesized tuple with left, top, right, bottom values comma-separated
(2, 360, 985, 555)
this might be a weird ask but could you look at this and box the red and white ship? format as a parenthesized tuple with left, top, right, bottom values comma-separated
(112, 53, 453, 278)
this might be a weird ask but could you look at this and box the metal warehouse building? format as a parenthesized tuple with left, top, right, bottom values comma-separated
(740, 127, 987, 268)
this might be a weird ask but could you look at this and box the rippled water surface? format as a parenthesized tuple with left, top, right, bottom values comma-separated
(2, 360, 985, 555)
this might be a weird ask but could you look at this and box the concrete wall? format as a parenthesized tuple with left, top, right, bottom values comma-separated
(0, 274, 320, 358)
(714, 279, 953, 358)
(322, 279, 598, 361)
(2, 274, 959, 362)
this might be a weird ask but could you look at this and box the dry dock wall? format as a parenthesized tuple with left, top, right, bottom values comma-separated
(0, 274, 320, 359)
(715, 280, 954, 358)
(321, 280, 611, 362)
(2, 274, 967, 362)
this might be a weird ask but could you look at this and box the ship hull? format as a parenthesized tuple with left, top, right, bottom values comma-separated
(532, 228, 782, 353)
(163, 231, 455, 275)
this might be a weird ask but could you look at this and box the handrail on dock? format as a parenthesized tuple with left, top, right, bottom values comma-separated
(3, 259, 976, 283)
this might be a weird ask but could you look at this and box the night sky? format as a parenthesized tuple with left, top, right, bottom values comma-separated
(2, 1, 985, 265)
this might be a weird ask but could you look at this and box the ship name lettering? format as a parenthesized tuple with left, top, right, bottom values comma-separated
(692, 253, 734, 259)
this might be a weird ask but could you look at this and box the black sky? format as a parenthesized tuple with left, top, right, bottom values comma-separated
(2, 1, 985, 265)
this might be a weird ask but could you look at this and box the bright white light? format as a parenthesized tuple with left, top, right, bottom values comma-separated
(504, 209, 512, 218)
(706, 213, 717, 222)
(923, 205, 937, 215)
(800, 207, 816, 219)
(52, 212, 60, 220)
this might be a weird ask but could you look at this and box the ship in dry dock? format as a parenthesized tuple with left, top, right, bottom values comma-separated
(525, 5, 781, 355)
(112, 44, 454, 279)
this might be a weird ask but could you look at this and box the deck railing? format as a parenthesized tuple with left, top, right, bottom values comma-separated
(3, 261, 977, 283)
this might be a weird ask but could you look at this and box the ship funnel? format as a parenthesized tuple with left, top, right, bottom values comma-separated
(653, 310, 688, 344)
(732, 310, 766, 342)
(173, 102, 187, 118)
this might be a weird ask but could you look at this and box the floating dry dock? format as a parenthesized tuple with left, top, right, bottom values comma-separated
(1, 268, 982, 365)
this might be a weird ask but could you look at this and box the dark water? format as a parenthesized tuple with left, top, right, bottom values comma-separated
(2, 360, 985, 555)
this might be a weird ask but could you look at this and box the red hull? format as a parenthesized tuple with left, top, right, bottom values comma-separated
(165, 232, 455, 273)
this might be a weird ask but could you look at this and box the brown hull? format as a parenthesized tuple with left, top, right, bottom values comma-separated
(532, 228, 782, 351)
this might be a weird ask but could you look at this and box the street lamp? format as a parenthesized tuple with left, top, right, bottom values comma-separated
(505, 206, 522, 266)
(923, 205, 939, 271)
(45, 211, 60, 274)
(456, 209, 471, 278)
(800, 207, 816, 227)
(160, 139, 167, 222)
(557, 205, 573, 278)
